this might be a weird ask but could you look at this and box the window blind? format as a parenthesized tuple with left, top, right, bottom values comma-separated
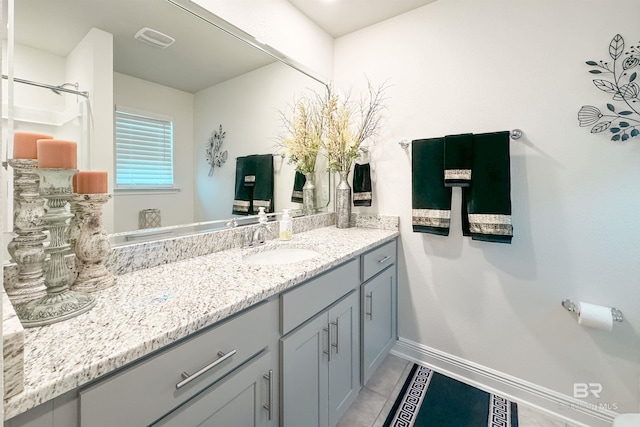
(115, 107, 174, 188)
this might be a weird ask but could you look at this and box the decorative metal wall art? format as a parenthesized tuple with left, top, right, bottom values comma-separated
(206, 124, 228, 175)
(578, 34, 640, 141)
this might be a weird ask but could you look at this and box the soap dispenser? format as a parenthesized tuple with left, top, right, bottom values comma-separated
(279, 209, 293, 241)
(258, 207, 268, 224)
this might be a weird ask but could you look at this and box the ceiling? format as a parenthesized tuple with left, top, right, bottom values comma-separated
(14, 0, 274, 93)
(13, 0, 437, 94)
(287, 0, 437, 38)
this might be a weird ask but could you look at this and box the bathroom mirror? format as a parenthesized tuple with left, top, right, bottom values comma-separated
(9, 0, 330, 241)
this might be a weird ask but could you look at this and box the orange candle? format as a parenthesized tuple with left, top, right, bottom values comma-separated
(76, 171, 108, 194)
(13, 132, 53, 159)
(72, 173, 78, 193)
(37, 140, 77, 169)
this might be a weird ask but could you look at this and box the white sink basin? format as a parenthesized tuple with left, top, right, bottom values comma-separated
(243, 247, 320, 265)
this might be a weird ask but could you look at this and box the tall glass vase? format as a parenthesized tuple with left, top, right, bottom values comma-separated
(335, 170, 351, 228)
(302, 172, 316, 216)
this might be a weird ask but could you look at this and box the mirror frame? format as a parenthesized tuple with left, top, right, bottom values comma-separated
(168, 0, 329, 88)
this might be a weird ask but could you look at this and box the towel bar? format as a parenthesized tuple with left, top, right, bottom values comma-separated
(399, 129, 524, 148)
(561, 299, 623, 323)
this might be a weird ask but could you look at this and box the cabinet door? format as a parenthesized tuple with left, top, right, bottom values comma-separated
(153, 351, 276, 427)
(327, 291, 360, 427)
(281, 312, 330, 427)
(362, 267, 396, 385)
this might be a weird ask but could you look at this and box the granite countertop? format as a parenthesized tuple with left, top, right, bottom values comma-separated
(4, 225, 398, 420)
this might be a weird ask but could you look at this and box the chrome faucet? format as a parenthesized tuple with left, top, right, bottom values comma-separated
(242, 222, 271, 248)
(252, 222, 271, 245)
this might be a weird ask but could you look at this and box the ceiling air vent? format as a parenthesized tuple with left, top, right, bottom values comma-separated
(134, 27, 175, 49)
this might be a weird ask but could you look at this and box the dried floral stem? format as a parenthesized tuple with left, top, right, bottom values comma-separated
(277, 93, 324, 174)
(323, 80, 388, 173)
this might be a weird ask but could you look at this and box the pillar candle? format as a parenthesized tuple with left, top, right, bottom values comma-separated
(76, 171, 108, 194)
(13, 132, 53, 159)
(37, 140, 77, 169)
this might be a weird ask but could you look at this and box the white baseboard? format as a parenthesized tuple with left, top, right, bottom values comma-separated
(392, 337, 618, 427)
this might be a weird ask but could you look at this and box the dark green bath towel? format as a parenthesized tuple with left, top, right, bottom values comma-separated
(444, 133, 473, 187)
(353, 163, 372, 207)
(463, 131, 513, 243)
(232, 154, 274, 215)
(291, 171, 306, 204)
(412, 138, 452, 235)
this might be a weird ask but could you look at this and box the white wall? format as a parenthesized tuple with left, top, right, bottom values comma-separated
(334, 0, 640, 420)
(66, 28, 114, 232)
(113, 72, 195, 233)
(192, 0, 333, 81)
(193, 61, 327, 221)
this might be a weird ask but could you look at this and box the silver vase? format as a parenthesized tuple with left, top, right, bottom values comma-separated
(335, 170, 352, 228)
(302, 172, 316, 216)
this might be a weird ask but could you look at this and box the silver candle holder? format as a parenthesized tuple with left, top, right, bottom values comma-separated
(66, 194, 83, 253)
(15, 168, 96, 327)
(6, 159, 47, 304)
(71, 193, 116, 293)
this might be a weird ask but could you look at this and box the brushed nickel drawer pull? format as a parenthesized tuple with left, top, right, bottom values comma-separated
(377, 255, 392, 264)
(263, 370, 273, 421)
(366, 293, 373, 320)
(176, 349, 237, 389)
(323, 326, 332, 362)
(331, 319, 339, 354)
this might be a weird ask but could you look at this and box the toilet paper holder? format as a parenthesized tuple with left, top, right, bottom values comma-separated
(562, 299, 624, 323)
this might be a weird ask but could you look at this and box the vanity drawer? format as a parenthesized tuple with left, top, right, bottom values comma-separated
(79, 299, 278, 427)
(361, 240, 396, 282)
(281, 258, 359, 335)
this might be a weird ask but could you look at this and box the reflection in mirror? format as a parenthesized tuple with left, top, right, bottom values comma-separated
(10, 0, 330, 243)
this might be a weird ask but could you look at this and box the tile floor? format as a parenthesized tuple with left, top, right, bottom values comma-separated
(336, 354, 579, 427)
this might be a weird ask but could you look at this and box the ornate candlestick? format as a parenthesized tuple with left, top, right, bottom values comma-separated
(15, 169, 96, 327)
(71, 193, 116, 293)
(6, 159, 47, 304)
(66, 194, 83, 253)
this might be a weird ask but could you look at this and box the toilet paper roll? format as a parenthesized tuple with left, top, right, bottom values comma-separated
(578, 302, 613, 331)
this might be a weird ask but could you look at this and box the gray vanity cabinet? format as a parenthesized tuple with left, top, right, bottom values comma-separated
(77, 298, 279, 427)
(326, 292, 360, 426)
(280, 309, 330, 427)
(153, 349, 276, 426)
(361, 265, 396, 384)
(361, 240, 398, 385)
(281, 291, 360, 427)
(280, 258, 361, 427)
(6, 237, 398, 427)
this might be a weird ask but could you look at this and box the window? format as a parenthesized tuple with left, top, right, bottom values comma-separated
(115, 106, 174, 189)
